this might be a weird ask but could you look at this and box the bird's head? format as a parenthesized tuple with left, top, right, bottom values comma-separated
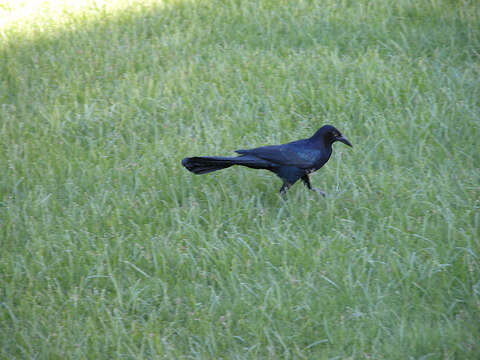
(313, 125, 353, 147)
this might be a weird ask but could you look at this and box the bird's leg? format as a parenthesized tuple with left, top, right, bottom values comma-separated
(279, 182, 291, 194)
(301, 175, 325, 196)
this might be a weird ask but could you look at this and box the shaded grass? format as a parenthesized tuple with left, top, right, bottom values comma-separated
(1, 0, 479, 358)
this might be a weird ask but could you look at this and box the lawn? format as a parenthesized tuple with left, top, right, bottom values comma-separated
(1, 0, 479, 358)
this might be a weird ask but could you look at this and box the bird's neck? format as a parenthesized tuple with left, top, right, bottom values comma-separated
(307, 137, 333, 165)
(309, 134, 332, 149)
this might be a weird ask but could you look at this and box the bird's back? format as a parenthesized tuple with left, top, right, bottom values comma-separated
(235, 138, 325, 169)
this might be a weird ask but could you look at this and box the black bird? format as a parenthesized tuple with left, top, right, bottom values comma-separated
(182, 125, 352, 194)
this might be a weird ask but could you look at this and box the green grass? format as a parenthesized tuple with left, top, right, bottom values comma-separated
(1, 0, 479, 358)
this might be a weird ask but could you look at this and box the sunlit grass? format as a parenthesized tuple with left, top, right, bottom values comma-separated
(1, 0, 159, 25)
(1, 0, 479, 358)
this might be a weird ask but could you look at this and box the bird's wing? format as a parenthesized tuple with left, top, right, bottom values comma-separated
(235, 141, 319, 168)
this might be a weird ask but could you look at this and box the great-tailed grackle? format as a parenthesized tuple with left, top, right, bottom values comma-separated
(182, 125, 352, 194)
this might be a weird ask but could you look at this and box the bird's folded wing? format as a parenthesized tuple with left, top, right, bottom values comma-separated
(235, 143, 317, 169)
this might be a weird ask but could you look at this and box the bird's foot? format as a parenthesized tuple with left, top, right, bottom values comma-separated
(311, 187, 326, 196)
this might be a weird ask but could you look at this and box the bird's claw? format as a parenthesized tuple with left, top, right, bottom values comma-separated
(311, 187, 326, 196)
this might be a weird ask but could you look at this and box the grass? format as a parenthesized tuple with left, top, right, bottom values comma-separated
(1, 0, 479, 358)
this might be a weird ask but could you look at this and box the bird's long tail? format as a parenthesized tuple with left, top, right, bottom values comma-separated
(181, 156, 240, 175)
(182, 155, 272, 175)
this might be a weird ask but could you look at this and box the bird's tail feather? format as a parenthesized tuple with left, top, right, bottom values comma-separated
(181, 156, 238, 175)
